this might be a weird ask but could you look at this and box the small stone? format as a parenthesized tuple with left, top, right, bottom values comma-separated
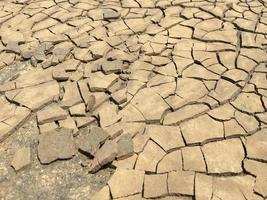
(6, 42, 20, 54)
(33, 48, 45, 62)
(116, 134, 134, 160)
(78, 126, 109, 156)
(104, 122, 123, 139)
(108, 169, 145, 198)
(85, 95, 96, 111)
(88, 72, 118, 92)
(11, 147, 31, 171)
(65, 59, 80, 72)
(101, 60, 123, 74)
(119, 74, 128, 81)
(37, 104, 68, 124)
(38, 128, 76, 164)
(61, 82, 83, 108)
(89, 140, 118, 173)
(31, 57, 38, 67)
(87, 159, 101, 173)
(74, 47, 93, 62)
(41, 57, 54, 69)
(52, 68, 69, 81)
(89, 41, 111, 58)
(110, 80, 127, 94)
(59, 117, 78, 136)
(168, 170, 195, 196)
(144, 174, 168, 198)
(69, 103, 86, 116)
(75, 116, 96, 128)
(111, 88, 127, 105)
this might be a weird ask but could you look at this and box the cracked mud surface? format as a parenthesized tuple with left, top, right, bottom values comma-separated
(0, 0, 267, 199)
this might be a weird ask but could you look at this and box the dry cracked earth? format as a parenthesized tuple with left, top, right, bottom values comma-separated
(0, 0, 267, 199)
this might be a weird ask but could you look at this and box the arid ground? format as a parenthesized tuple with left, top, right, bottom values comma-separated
(0, 0, 267, 199)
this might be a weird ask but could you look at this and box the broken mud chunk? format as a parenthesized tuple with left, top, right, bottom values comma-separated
(38, 128, 76, 164)
(11, 147, 31, 171)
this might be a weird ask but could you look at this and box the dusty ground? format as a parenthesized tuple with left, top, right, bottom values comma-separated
(0, 115, 113, 200)
(0, 0, 267, 200)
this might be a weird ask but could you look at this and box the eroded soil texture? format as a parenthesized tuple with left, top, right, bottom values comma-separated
(0, 0, 267, 199)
